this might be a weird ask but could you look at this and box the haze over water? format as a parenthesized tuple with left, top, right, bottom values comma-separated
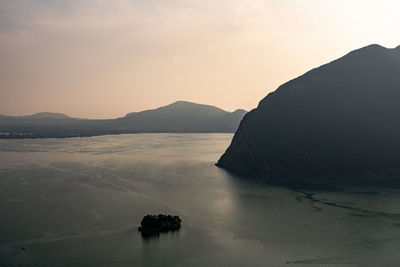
(0, 133, 399, 266)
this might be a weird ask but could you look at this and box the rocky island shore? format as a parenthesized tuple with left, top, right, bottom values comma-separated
(138, 214, 182, 236)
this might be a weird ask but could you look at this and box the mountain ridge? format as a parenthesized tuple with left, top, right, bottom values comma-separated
(0, 112, 71, 119)
(124, 101, 228, 118)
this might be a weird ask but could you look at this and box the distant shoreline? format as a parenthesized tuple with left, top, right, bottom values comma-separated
(0, 131, 235, 140)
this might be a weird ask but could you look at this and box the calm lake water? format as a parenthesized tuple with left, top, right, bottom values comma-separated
(0, 133, 399, 266)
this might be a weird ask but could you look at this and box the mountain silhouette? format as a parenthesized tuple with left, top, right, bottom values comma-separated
(119, 101, 246, 133)
(217, 44, 400, 177)
(0, 101, 246, 138)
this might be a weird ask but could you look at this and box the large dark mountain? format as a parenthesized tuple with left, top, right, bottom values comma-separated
(0, 101, 246, 138)
(217, 44, 400, 176)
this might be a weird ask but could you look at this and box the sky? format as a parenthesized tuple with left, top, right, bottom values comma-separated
(1, 0, 400, 118)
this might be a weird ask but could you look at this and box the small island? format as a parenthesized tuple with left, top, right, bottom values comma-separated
(138, 214, 182, 236)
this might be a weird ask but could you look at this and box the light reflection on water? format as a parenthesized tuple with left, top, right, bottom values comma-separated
(0, 133, 399, 266)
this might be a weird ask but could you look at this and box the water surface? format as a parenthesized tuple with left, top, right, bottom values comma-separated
(0, 134, 399, 266)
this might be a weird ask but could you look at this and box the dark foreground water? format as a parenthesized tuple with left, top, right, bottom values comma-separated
(0, 134, 399, 266)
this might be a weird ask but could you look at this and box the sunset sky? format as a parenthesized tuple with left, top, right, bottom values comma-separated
(1, 0, 400, 118)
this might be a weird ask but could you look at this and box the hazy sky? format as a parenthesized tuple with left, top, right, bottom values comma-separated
(1, 0, 400, 118)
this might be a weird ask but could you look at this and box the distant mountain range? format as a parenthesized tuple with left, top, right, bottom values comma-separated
(217, 44, 400, 177)
(0, 101, 246, 138)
